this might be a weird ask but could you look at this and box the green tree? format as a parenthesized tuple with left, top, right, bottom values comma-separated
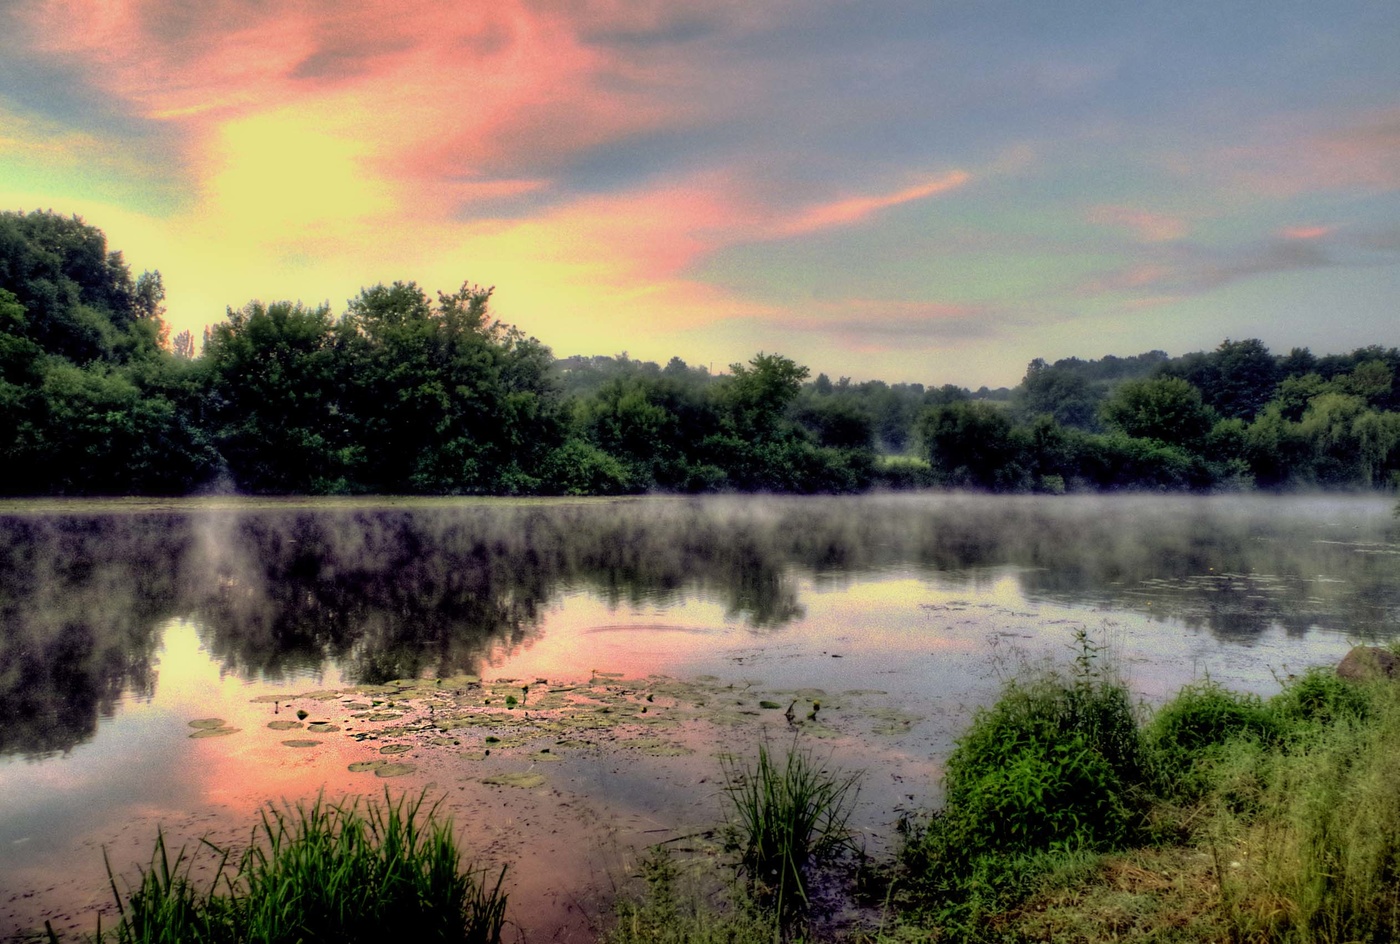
(1017, 358, 1104, 430)
(0, 210, 165, 364)
(722, 353, 809, 443)
(917, 401, 1027, 490)
(1100, 376, 1214, 452)
(204, 300, 350, 493)
(336, 281, 564, 493)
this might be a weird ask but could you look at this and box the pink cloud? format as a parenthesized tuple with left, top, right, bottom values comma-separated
(1279, 225, 1334, 241)
(769, 171, 972, 237)
(1086, 205, 1188, 242)
(13, 0, 692, 201)
(1210, 108, 1400, 198)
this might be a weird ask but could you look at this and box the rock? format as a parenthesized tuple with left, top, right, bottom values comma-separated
(1337, 646, 1398, 682)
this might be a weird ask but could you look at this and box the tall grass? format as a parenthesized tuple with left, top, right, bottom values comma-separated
(1220, 673, 1400, 942)
(721, 742, 860, 917)
(103, 790, 507, 944)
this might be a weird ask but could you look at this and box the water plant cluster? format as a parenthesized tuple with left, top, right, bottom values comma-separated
(90, 792, 506, 944)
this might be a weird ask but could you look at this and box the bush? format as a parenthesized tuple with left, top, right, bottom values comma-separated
(915, 669, 1145, 872)
(1269, 666, 1371, 731)
(898, 638, 1149, 941)
(1146, 681, 1278, 799)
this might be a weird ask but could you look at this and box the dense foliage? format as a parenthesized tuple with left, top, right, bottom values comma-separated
(3, 210, 1398, 496)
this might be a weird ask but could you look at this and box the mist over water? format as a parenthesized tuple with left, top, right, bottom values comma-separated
(1, 493, 1396, 760)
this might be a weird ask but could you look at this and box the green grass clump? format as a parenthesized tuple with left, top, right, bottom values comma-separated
(1268, 665, 1371, 731)
(103, 790, 507, 944)
(721, 742, 860, 916)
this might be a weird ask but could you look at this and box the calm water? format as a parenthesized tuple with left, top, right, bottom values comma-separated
(1, 493, 1397, 940)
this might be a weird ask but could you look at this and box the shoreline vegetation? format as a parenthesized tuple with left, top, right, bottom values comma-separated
(59, 638, 1400, 944)
(4, 210, 1400, 499)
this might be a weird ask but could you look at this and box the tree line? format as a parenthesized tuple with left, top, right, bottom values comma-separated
(2, 210, 1397, 496)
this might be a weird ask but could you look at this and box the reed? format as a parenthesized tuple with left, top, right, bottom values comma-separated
(721, 742, 860, 917)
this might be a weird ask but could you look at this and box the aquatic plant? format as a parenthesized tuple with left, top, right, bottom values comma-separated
(720, 742, 860, 917)
(608, 847, 778, 944)
(102, 789, 507, 944)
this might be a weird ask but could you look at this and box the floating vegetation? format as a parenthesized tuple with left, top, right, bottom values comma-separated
(243, 669, 929, 789)
(190, 726, 240, 739)
(189, 718, 226, 729)
(374, 762, 416, 778)
(619, 737, 692, 757)
(481, 772, 546, 789)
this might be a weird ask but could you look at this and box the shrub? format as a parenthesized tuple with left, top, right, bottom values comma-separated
(1146, 681, 1278, 799)
(1269, 666, 1371, 731)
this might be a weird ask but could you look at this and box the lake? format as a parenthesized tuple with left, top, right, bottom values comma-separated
(1, 493, 1397, 941)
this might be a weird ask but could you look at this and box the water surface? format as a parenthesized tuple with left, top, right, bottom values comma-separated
(1, 494, 1396, 940)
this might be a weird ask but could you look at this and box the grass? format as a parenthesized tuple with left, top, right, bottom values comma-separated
(721, 742, 861, 919)
(99, 790, 507, 944)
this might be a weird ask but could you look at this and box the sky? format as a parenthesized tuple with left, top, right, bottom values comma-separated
(2, 0, 1397, 387)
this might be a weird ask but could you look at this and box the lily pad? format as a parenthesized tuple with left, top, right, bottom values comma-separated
(348, 760, 388, 773)
(375, 762, 417, 778)
(620, 738, 692, 757)
(759, 701, 783, 710)
(189, 726, 239, 739)
(481, 772, 546, 789)
(188, 718, 226, 729)
(267, 720, 303, 731)
(366, 712, 404, 722)
(281, 739, 322, 748)
(306, 722, 340, 734)
(379, 744, 412, 755)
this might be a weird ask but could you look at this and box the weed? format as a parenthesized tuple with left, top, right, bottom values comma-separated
(721, 742, 860, 918)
